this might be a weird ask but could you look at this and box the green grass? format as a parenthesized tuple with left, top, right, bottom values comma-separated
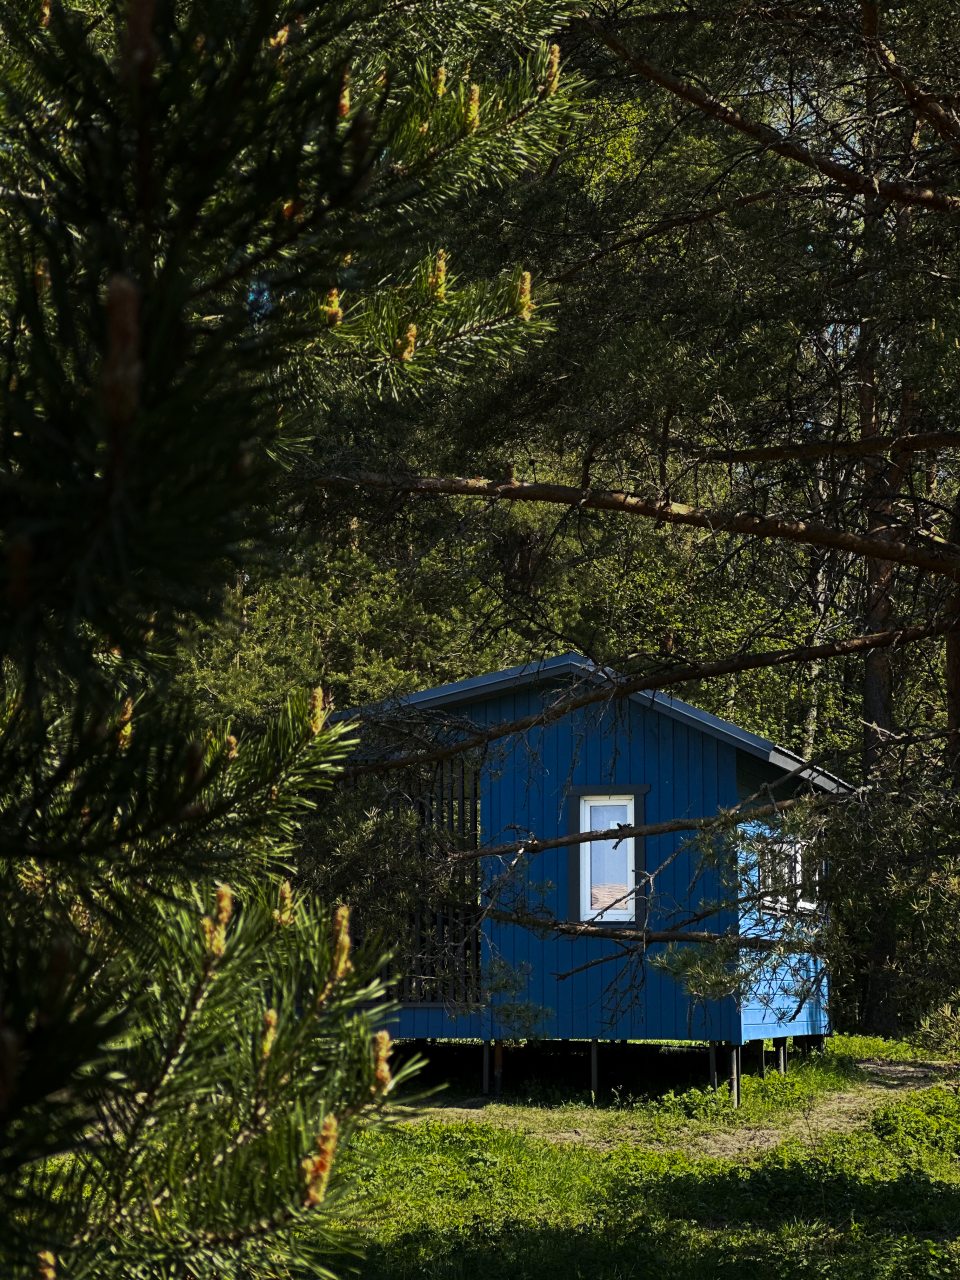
(400, 1042, 866, 1148)
(827, 1033, 946, 1063)
(342, 1044, 960, 1280)
(643, 1050, 862, 1129)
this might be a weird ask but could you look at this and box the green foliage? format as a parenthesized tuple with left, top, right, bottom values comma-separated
(822, 781, 960, 1035)
(0, 0, 576, 665)
(157, 0, 960, 1051)
(870, 1087, 960, 1161)
(176, 542, 509, 729)
(648, 1054, 862, 1130)
(14, 889, 411, 1279)
(914, 1005, 960, 1059)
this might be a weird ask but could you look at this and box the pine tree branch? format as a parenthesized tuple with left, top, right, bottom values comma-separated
(183, 1203, 303, 1250)
(549, 185, 819, 283)
(870, 39, 960, 158)
(618, 5, 840, 25)
(317, 470, 960, 579)
(74, 956, 219, 1251)
(490, 908, 811, 953)
(584, 19, 960, 215)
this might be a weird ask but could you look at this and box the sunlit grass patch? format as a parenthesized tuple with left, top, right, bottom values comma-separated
(345, 1047, 960, 1280)
(396, 1049, 868, 1150)
(827, 1033, 945, 1063)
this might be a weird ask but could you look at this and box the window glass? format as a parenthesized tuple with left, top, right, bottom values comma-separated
(579, 796, 635, 920)
(587, 801, 630, 912)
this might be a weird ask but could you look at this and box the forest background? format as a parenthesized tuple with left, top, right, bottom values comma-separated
(180, 0, 960, 1040)
(5, 0, 960, 1276)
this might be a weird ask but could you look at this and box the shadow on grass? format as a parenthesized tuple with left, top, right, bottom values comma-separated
(393, 1040, 729, 1105)
(361, 1214, 955, 1280)
(364, 1218, 674, 1280)
(359, 1155, 960, 1280)
(622, 1159, 960, 1237)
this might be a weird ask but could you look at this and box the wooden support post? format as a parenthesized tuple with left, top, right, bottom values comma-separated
(756, 1039, 766, 1079)
(590, 1039, 599, 1097)
(482, 1041, 491, 1095)
(774, 1036, 788, 1076)
(811, 1033, 826, 1053)
(728, 1044, 741, 1108)
(493, 1039, 504, 1098)
(708, 1042, 718, 1091)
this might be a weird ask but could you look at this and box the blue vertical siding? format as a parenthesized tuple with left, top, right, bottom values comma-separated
(738, 955, 828, 1041)
(735, 798, 830, 1042)
(392, 681, 826, 1044)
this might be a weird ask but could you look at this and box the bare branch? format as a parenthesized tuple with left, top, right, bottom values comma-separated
(320, 470, 960, 579)
(586, 19, 960, 215)
(621, 5, 840, 25)
(492, 908, 811, 954)
(872, 40, 960, 158)
(447, 793, 846, 865)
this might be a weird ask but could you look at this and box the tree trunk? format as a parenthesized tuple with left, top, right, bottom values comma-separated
(945, 493, 960, 779)
(801, 473, 830, 760)
(859, 0, 895, 780)
(856, 0, 901, 1036)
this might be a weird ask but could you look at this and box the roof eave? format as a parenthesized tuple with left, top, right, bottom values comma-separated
(350, 651, 852, 793)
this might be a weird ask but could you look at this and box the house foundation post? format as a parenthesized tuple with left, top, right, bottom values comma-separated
(493, 1039, 504, 1098)
(482, 1041, 490, 1096)
(708, 1042, 719, 1090)
(755, 1039, 766, 1079)
(728, 1044, 742, 1108)
(590, 1039, 599, 1097)
(774, 1036, 788, 1075)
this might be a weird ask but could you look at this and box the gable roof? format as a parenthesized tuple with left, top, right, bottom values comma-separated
(386, 652, 850, 794)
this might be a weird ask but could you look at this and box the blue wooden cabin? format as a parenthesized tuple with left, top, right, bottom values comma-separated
(367, 654, 840, 1074)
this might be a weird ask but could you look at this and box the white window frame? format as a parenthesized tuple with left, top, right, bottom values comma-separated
(759, 836, 818, 913)
(579, 794, 635, 923)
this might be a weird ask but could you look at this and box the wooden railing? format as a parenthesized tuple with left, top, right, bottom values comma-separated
(397, 757, 483, 1006)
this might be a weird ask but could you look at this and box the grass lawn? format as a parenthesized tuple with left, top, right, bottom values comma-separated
(343, 1037, 960, 1280)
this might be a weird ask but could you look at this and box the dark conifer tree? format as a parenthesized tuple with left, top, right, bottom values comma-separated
(0, 1, 577, 1274)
